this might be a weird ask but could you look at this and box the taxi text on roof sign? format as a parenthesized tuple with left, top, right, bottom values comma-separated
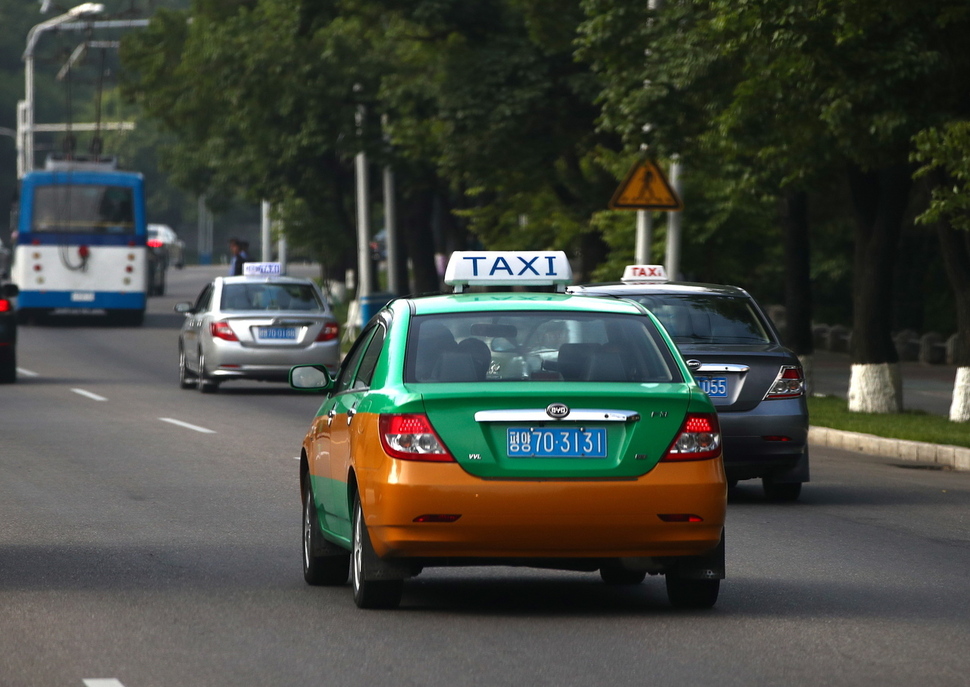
(622, 264, 669, 283)
(444, 251, 572, 292)
(243, 262, 282, 277)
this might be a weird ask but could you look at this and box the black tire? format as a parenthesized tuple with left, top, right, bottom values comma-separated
(303, 481, 350, 586)
(762, 478, 802, 502)
(0, 353, 15, 384)
(665, 574, 720, 609)
(351, 494, 403, 609)
(198, 352, 218, 393)
(178, 346, 195, 389)
(599, 563, 647, 585)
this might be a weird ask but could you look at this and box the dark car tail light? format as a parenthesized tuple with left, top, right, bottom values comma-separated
(315, 322, 339, 342)
(379, 413, 455, 462)
(661, 413, 721, 462)
(765, 365, 805, 399)
(210, 321, 239, 342)
(0, 299, 11, 313)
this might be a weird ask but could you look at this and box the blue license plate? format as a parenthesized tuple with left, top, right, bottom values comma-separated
(257, 326, 296, 340)
(507, 427, 607, 458)
(697, 376, 728, 397)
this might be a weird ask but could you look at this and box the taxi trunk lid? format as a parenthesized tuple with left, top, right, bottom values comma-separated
(419, 384, 693, 479)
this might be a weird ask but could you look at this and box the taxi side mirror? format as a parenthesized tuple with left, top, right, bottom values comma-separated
(290, 364, 334, 392)
(174, 302, 193, 314)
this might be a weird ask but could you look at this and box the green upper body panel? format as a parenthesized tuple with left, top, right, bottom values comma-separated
(315, 292, 717, 480)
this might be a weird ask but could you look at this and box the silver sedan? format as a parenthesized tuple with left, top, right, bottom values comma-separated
(176, 275, 340, 393)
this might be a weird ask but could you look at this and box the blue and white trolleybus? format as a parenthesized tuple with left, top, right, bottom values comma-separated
(11, 157, 149, 325)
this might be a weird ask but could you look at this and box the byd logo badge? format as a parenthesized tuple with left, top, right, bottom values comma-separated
(546, 403, 570, 419)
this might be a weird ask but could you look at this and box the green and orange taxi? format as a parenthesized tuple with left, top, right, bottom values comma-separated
(291, 251, 727, 609)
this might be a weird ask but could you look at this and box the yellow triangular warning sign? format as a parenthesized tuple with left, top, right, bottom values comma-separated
(609, 159, 683, 211)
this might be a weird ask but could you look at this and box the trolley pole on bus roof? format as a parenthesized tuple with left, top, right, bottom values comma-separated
(20, 3, 105, 178)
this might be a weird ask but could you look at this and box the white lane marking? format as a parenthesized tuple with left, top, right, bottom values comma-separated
(83, 680, 126, 687)
(159, 417, 216, 434)
(72, 388, 107, 402)
(16, 367, 39, 377)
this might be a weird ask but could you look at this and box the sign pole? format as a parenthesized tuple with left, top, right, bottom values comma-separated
(635, 210, 652, 263)
(664, 159, 683, 279)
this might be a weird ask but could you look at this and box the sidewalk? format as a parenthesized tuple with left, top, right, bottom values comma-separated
(807, 350, 969, 471)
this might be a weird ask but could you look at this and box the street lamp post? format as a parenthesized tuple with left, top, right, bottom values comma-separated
(19, 2, 105, 178)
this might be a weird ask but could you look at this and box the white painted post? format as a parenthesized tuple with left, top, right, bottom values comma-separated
(664, 159, 682, 279)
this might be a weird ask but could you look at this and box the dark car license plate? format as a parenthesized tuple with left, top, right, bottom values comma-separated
(697, 376, 728, 397)
(507, 427, 607, 458)
(257, 326, 297, 340)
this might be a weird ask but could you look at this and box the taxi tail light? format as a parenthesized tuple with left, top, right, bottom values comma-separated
(315, 322, 339, 342)
(379, 413, 455, 462)
(661, 412, 721, 462)
(210, 321, 239, 342)
(147, 239, 164, 248)
(765, 365, 805, 399)
(658, 514, 704, 523)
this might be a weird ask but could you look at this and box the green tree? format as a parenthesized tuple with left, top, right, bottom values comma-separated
(580, 0, 970, 412)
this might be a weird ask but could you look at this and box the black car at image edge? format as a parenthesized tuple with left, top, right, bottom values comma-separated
(569, 267, 808, 501)
(0, 282, 20, 383)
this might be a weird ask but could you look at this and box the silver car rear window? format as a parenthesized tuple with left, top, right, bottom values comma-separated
(221, 283, 324, 311)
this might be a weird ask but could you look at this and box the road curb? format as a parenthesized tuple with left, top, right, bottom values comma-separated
(809, 426, 970, 471)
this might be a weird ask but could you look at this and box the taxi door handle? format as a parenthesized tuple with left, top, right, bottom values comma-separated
(346, 407, 357, 425)
(327, 408, 336, 427)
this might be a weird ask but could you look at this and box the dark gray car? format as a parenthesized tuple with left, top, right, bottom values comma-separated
(569, 276, 808, 501)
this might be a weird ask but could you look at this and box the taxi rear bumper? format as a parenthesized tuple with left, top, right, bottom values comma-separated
(357, 458, 726, 560)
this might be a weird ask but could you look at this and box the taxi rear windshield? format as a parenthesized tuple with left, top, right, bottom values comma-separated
(405, 312, 681, 383)
(628, 294, 772, 345)
(221, 283, 324, 311)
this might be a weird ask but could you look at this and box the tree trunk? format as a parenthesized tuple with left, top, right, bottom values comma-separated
(781, 190, 814, 393)
(401, 187, 440, 294)
(845, 163, 911, 413)
(935, 218, 970, 421)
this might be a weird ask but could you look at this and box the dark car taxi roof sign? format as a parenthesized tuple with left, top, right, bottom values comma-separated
(609, 159, 683, 211)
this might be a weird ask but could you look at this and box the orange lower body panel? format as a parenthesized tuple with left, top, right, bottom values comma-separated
(355, 457, 726, 560)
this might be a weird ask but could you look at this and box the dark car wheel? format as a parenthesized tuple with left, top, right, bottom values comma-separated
(599, 563, 647, 585)
(352, 494, 403, 609)
(178, 346, 196, 389)
(665, 574, 720, 609)
(762, 477, 802, 502)
(198, 352, 219, 393)
(303, 481, 350, 586)
(0, 352, 15, 384)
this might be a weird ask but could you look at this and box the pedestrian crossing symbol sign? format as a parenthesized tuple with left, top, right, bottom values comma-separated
(609, 159, 683, 211)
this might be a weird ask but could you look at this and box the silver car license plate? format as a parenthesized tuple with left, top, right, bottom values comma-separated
(257, 326, 297, 340)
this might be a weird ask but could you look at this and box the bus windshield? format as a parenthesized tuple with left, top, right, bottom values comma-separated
(31, 185, 135, 234)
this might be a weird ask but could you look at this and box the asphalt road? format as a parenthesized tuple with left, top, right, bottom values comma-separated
(2, 266, 970, 687)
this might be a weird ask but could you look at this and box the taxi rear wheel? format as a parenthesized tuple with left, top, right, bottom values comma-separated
(198, 352, 218, 393)
(303, 482, 350, 586)
(352, 495, 403, 609)
(178, 346, 195, 389)
(599, 563, 647, 585)
(665, 574, 720, 609)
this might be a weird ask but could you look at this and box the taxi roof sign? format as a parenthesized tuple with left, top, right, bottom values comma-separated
(243, 262, 282, 277)
(444, 251, 572, 293)
(609, 159, 683, 211)
(621, 264, 669, 283)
